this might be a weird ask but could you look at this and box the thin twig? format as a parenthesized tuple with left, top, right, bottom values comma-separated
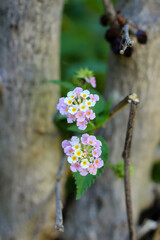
(55, 155, 66, 232)
(107, 93, 139, 121)
(137, 220, 158, 240)
(153, 222, 160, 240)
(120, 24, 134, 54)
(122, 95, 139, 240)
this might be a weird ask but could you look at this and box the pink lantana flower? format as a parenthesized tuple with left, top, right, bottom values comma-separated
(79, 168, 88, 176)
(82, 76, 96, 88)
(90, 94, 99, 101)
(70, 163, 80, 172)
(76, 111, 85, 122)
(64, 146, 74, 156)
(62, 134, 104, 176)
(67, 114, 76, 123)
(57, 88, 99, 130)
(77, 120, 88, 130)
(94, 158, 104, 168)
(88, 164, 97, 175)
(92, 149, 102, 158)
(85, 109, 95, 120)
(90, 77, 96, 88)
(81, 133, 89, 145)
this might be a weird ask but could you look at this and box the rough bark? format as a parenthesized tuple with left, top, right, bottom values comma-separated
(63, 1, 160, 240)
(0, 0, 64, 239)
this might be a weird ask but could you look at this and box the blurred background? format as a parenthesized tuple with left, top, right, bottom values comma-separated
(0, 0, 160, 239)
(61, 0, 110, 93)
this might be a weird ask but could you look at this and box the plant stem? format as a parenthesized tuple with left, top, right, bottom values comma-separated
(120, 24, 134, 55)
(55, 155, 66, 232)
(107, 93, 139, 121)
(122, 101, 139, 240)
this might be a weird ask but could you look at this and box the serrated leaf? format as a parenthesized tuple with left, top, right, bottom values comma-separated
(73, 136, 109, 199)
(47, 80, 75, 91)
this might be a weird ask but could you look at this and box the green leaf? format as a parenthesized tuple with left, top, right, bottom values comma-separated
(67, 121, 96, 133)
(47, 80, 75, 91)
(54, 112, 67, 121)
(151, 161, 160, 183)
(107, 161, 134, 179)
(90, 89, 106, 115)
(95, 98, 112, 128)
(74, 136, 109, 199)
(54, 112, 69, 133)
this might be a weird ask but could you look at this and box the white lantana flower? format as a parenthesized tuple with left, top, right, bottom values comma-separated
(81, 159, 89, 169)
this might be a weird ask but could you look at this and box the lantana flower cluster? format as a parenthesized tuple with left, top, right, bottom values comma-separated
(57, 87, 99, 130)
(62, 134, 104, 176)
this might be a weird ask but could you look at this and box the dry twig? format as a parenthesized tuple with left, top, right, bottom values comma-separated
(137, 219, 158, 240)
(120, 24, 134, 54)
(122, 94, 139, 240)
(108, 93, 139, 121)
(55, 155, 66, 232)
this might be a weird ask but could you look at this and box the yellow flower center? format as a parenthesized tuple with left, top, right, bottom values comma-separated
(72, 156, 77, 161)
(72, 108, 77, 112)
(75, 151, 81, 157)
(82, 94, 87, 98)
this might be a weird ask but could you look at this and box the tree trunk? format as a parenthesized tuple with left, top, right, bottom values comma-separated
(63, 1, 160, 239)
(0, 0, 64, 239)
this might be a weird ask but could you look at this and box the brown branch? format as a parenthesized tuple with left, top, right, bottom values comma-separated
(122, 97, 139, 240)
(55, 155, 66, 232)
(120, 24, 134, 54)
(107, 93, 139, 121)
